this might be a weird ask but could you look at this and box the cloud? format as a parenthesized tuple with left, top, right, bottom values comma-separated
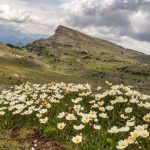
(0, 3, 60, 35)
(0, 4, 29, 23)
(61, 0, 150, 54)
(20, 0, 70, 5)
(130, 9, 150, 41)
(117, 36, 150, 55)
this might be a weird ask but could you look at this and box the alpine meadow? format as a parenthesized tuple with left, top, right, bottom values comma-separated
(0, 0, 150, 150)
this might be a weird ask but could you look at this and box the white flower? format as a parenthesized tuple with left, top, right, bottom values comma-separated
(40, 93, 48, 99)
(130, 98, 139, 103)
(39, 117, 48, 124)
(44, 103, 51, 109)
(92, 103, 99, 108)
(119, 126, 130, 132)
(36, 113, 42, 118)
(130, 131, 139, 138)
(93, 124, 101, 130)
(127, 137, 135, 144)
(89, 100, 95, 104)
(31, 147, 35, 150)
(73, 104, 84, 112)
(57, 122, 66, 130)
(98, 101, 104, 106)
(89, 111, 97, 119)
(0, 111, 5, 115)
(0, 107, 7, 111)
(39, 109, 48, 114)
(120, 114, 128, 119)
(54, 94, 64, 99)
(99, 107, 105, 112)
(99, 113, 108, 118)
(74, 124, 85, 130)
(125, 107, 132, 113)
(81, 117, 90, 124)
(126, 121, 135, 127)
(143, 114, 150, 122)
(106, 105, 114, 111)
(72, 97, 82, 103)
(66, 114, 77, 121)
(96, 86, 101, 91)
(95, 94, 102, 100)
(94, 118, 99, 122)
(105, 81, 112, 86)
(110, 100, 117, 105)
(58, 112, 65, 118)
(116, 140, 128, 149)
(108, 126, 119, 134)
(135, 124, 148, 131)
(140, 130, 149, 138)
(26, 100, 34, 106)
(72, 135, 82, 144)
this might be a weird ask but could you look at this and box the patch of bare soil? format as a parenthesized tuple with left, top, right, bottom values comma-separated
(0, 85, 10, 93)
(0, 128, 65, 150)
(26, 131, 65, 150)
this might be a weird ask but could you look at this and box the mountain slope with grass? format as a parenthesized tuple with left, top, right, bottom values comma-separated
(26, 25, 150, 63)
(0, 43, 71, 85)
(0, 26, 150, 149)
(25, 25, 150, 92)
(0, 25, 150, 93)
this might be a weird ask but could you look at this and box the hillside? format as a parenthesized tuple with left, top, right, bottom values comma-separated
(26, 25, 150, 91)
(0, 26, 150, 93)
(26, 25, 150, 63)
(0, 44, 71, 85)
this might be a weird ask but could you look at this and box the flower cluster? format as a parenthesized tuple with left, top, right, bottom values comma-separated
(0, 81, 150, 149)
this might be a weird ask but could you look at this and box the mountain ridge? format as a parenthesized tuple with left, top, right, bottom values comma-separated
(53, 25, 147, 55)
(26, 25, 149, 61)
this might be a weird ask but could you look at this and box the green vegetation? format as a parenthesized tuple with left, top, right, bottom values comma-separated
(0, 42, 150, 94)
(0, 26, 150, 93)
(0, 82, 150, 150)
(0, 25, 150, 149)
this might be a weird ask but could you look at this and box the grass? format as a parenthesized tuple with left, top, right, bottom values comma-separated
(0, 44, 150, 94)
(0, 82, 150, 150)
(0, 29, 150, 149)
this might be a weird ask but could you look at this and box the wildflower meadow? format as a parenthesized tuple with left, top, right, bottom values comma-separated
(0, 81, 150, 150)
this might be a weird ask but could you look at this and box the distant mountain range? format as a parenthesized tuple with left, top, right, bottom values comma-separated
(0, 24, 47, 47)
(0, 36, 45, 47)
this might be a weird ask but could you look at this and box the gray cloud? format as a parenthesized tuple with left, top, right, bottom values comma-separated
(62, 0, 150, 43)
(20, 0, 66, 5)
(0, 4, 29, 23)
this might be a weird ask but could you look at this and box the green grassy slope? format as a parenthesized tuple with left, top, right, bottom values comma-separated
(0, 43, 150, 93)
(0, 26, 150, 93)
(0, 44, 68, 85)
(25, 26, 150, 92)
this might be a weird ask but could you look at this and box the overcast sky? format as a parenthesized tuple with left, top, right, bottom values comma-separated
(0, 0, 150, 54)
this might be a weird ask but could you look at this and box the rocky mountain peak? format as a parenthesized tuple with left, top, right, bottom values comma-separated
(26, 25, 148, 61)
(55, 25, 77, 35)
(53, 25, 91, 41)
